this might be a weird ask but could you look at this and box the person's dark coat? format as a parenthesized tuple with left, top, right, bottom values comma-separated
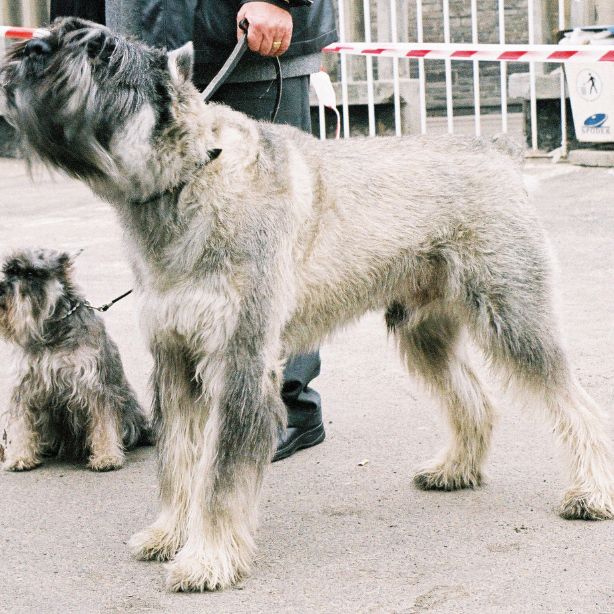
(139, 0, 337, 66)
(50, 0, 105, 24)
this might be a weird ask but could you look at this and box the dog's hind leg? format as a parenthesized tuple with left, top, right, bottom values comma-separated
(129, 344, 204, 562)
(85, 395, 125, 471)
(546, 379, 614, 520)
(83, 389, 125, 471)
(474, 290, 614, 520)
(395, 307, 496, 491)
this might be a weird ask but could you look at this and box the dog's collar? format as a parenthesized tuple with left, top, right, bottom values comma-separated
(129, 155, 220, 207)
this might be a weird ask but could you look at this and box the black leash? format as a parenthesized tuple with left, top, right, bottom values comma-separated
(201, 19, 250, 102)
(271, 55, 282, 123)
(88, 289, 134, 312)
(57, 289, 133, 321)
(201, 18, 283, 122)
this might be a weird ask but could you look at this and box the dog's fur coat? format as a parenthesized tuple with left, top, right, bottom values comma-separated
(0, 248, 148, 471)
(1, 18, 612, 591)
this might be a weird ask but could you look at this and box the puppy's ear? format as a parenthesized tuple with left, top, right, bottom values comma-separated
(58, 250, 79, 271)
(167, 42, 194, 85)
(71, 248, 85, 260)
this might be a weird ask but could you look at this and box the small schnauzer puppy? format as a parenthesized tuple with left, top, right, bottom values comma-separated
(0, 248, 149, 471)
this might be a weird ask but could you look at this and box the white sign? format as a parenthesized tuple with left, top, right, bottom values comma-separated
(566, 64, 614, 142)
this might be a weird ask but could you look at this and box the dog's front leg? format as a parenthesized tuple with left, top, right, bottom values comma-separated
(129, 342, 205, 562)
(3, 386, 42, 471)
(165, 328, 285, 592)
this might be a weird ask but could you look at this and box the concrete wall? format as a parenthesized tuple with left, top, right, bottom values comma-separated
(571, 0, 614, 26)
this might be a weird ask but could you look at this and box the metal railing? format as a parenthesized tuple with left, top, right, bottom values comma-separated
(0, 0, 48, 55)
(321, 0, 574, 154)
(0, 0, 48, 28)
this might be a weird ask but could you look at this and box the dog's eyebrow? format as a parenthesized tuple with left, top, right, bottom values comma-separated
(2, 262, 21, 274)
(28, 267, 48, 276)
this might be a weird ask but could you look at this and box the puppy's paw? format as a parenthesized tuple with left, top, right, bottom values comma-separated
(4, 455, 41, 472)
(88, 453, 124, 472)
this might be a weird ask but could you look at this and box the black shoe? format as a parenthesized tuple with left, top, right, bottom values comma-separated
(272, 422, 325, 462)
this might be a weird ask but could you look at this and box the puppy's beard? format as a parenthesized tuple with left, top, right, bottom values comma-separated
(10, 279, 65, 346)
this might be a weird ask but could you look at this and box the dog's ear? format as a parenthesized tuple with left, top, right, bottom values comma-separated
(207, 149, 222, 163)
(167, 42, 194, 86)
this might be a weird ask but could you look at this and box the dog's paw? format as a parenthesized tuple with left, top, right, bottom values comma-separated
(129, 525, 181, 562)
(560, 490, 614, 521)
(87, 453, 124, 472)
(413, 464, 482, 491)
(165, 551, 247, 592)
(4, 456, 41, 471)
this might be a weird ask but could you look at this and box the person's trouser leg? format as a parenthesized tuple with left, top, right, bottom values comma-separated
(274, 351, 325, 460)
(207, 76, 325, 461)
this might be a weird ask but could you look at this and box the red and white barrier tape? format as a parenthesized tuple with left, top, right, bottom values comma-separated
(0, 26, 49, 40)
(324, 42, 614, 64)
(4, 28, 613, 64)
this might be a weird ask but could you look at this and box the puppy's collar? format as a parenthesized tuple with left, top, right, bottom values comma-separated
(55, 289, 133, 321)
(56, 300, 83, 320)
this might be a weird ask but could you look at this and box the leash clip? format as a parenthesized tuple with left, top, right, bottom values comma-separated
(238, 18, 249, 36)
(92, 289, 134, 312)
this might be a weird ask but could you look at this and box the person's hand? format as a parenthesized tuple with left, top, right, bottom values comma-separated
(237, 2, 293, 57)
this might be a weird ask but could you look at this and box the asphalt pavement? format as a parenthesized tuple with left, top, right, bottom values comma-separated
(0, 157, 612, 613)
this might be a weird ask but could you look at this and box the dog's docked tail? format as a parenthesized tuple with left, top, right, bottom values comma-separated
(476, 133, 525, 167)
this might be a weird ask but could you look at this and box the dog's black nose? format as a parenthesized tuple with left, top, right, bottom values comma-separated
(24, 38, 52, 58)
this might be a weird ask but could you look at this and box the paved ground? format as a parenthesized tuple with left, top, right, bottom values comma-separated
(0, 157, 612, 614)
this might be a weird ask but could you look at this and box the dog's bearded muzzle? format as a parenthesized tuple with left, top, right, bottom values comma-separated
(0, 281, 13, 336)
(0, 281, 8, 309)
(0, 40, 118, 180)
(0, 19, 166, 183)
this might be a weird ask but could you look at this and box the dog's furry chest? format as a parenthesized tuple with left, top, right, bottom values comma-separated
(18, 345, 100, 399)
(136, 275, 241, 355)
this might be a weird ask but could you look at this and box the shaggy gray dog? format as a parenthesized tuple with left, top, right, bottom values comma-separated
(0, 248, 148, 471)
(1, 18, 612, 592)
